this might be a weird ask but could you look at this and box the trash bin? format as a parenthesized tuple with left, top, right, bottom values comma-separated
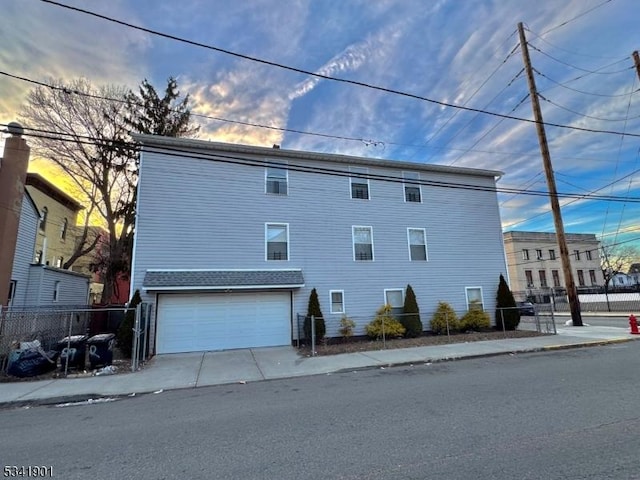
(57, 335, 88, 371)
(86, 333, 116, 369)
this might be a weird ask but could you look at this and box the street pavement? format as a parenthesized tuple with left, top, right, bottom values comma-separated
(1, 319, 637, 408)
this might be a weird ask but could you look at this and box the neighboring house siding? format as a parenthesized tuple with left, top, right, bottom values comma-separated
(25, 265, 89, 306)
(9, 193, 39, 307)
(131, 142, 507, 339)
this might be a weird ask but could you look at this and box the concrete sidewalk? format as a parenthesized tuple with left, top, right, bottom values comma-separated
(1, 324, 638, 407)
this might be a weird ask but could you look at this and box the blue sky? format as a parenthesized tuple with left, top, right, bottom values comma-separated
(1, 0, 639, 248)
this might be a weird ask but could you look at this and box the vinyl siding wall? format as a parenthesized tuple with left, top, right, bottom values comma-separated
(25, 265, 90, 306)
(9, 195, 39, 307)
(132, 145, 507, 339)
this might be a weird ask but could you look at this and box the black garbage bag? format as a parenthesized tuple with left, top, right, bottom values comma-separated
(7, 349, 59, 378)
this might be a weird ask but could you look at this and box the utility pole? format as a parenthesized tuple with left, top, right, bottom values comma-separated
(517, 22, 583, 326)
(633, 51, 640, 81)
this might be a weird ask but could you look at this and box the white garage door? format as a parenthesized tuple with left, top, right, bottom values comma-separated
(156, 291, 291, 354)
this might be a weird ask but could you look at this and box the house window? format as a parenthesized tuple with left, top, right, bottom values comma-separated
(266, 223, 289, 261)
(266, 163, 288, 195)
(39, 207, 48, 231)
(35, 250, 43, 264)
(330, 290, 344, 314)
(589, 270, 597, 285)
(577, 270, 585, 286)
(53, 281, 60, 302)
(407, 228, 427, 261)
(7, 280, 16, 306)
(60, 218, 68, 240)
(384, 288, 404, 315)
(525, 270, 534, 287)
(55, 256, 64, 268)
(465, 287, 484, 311)
(552, 270, 560, 287)
(586, 250, 593, 261)
(522, 249, 530, 260)
(403, 171, 421, 203)
(574, 250, 581, 261)
(536, 249, 543, 260)
(539, 270, 547, 288)
(549, 249, 556, 260)
(350, 167, 369, 200)
(353, 226, 374, 261)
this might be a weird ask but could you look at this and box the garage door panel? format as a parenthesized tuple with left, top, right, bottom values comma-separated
(156, 292, 291, 354)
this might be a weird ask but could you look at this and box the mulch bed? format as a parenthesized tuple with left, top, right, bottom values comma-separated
(299, 329, 549, 356)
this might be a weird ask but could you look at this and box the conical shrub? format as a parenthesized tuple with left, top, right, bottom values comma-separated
(495, 274, 520, 330)
(401, 284, 423, 337)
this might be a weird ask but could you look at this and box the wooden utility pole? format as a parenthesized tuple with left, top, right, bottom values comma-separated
(633, 51, 640, 81)
(517, 22, 583, 326)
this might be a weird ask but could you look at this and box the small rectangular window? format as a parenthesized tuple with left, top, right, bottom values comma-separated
(353, 226, 373, 261)
(330, 290, 344, 314)
(350, 167, 369, 200)
(465, 287, 484, 311)
(385, 288, 404, 315)
(525, 270, 534, 287)
(539, 270, 547, 287)
(552, 270, 560, 287)
(549, 249, 556, 260)
(7, 280, 16, 306)
(577, 269, 585, 286)
(55, 256, 64, 268)
(403, 171, 421, 203)
(586, 250, 593, 261)
(60, 218, 68, 241)
(589, 270, 597, 285)
(266, 163, 288, 195)
(408, 228, 427, 261)
(522, 249, 530, 260)
(266, 223, 289, 261)
(574, 250, 581, 261)
(536, 249, 543, 260)
(53, 281, 60, 302)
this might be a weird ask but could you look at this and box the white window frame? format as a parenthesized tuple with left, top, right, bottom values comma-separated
(53, 280, 61, 302)
(265, 162, 288, 195)
(403, 171, 422, 203)
(352, 226, 374, 261)
(407, 227, 428, 261)
(7, 280, 17, 307)
(522, 249, 529, 260)
(465, 286, 484, 311)
(329, 290, 345, 314)
(536, 249, 543, 260)
(350, 166, 370, 200)
(384, 288, 404, 309)
(265, 223, 289, 261)
(55, 256, 64, 268)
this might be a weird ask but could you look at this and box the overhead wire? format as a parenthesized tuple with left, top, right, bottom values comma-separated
(539, 0, 614, 36)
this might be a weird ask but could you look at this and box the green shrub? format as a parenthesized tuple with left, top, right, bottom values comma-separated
(303, 288, 326, 341)
(495, 274, 520, 331)
(366, 304, 406, 339)
(401, 284, 423, 338)
(338, 315, 356, 339)
(460, 308, 491, 331)
(430, 301, 460, 334)
(117, 289, 142, 358)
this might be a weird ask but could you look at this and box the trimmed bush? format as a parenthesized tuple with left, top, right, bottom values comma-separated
(430, 301, 459, 334)
(495, 274, 520, 331)
(303, 288, 326, 341)
(401, 284, 423, 338)
(460, 308, 491, 331)
(366, 304, 406, 339)
(117, 289, 142, 358)
(338, 315, 356, 339)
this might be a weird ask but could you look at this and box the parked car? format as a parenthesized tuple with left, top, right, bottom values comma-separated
(517, 301, 535, 316)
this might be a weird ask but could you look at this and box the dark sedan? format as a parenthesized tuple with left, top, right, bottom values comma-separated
(517, 301, 535, 316)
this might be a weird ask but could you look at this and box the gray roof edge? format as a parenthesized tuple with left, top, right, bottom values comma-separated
(131, 133, 503, 179)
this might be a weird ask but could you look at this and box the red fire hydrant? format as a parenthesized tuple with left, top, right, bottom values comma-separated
(630, 314, 640, 335)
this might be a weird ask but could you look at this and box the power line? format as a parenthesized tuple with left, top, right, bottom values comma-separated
(529, 43, 633, 75)
(539, 0, 615, 36)
(526, 28, 625, 60)
(539, 93, 640, 122)
(534, 68, 639, 98)
(37, 1, 640, 139)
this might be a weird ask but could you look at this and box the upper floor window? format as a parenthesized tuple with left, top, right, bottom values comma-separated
(589, 270, 597, 285)
(525, 270, 534, 287)
(522, 249, 530, 260)
(39, 207, 48, 231)
(265, 164, 288, 195)
(60, 218, 68, 241)
(350, 167, 369, 200)
(403, 171, 421, 203)
(548, 249, 556, 260)
(407, 228, 427, 261)
(266, 223, 288, 261)
(330, 290, 345, 314)
(539, 270, 547, 287)
(577, 269, 585, 286)
(55, 256, 64, 268)
(35, 250, 43, 264)
(586, 250, 593, 261)
(353, 226, 374, 261)
(536, 249, 543, 260)
(574, 250, 581, 261)
(552, 269, 560, 287)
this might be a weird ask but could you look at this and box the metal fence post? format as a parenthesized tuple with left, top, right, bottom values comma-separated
(63, 312, 73, 377)
(311, 315, 316, 357)
(445, 312, 450, 341)
(382, 313, 386, 349)
(131, 304, 141, 372)
(501, 309, 506, 337)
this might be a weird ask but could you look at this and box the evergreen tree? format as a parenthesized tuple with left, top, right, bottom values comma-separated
(495, 274, 520, 330)
(401, 284, 423, 337)
(303, 288, 326, 341)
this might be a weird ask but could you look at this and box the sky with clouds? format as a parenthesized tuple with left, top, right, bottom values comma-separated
(1, 0, 639, 249)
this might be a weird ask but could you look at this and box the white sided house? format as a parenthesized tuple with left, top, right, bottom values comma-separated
(131, 135, 508, 355)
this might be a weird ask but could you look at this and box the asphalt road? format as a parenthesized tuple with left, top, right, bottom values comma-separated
(2, 343, 640, 480)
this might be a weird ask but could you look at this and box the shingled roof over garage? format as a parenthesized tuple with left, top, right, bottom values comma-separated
(142, 269, 305, 291)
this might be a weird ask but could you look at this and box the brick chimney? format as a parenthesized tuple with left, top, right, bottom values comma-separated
(0, 123, 30, 307)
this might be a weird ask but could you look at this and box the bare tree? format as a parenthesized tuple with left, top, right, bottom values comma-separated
(19, 77, 198, 303)
(600, 241, 639, 310)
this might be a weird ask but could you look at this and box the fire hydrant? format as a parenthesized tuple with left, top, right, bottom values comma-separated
(629, 314, 640, 335)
